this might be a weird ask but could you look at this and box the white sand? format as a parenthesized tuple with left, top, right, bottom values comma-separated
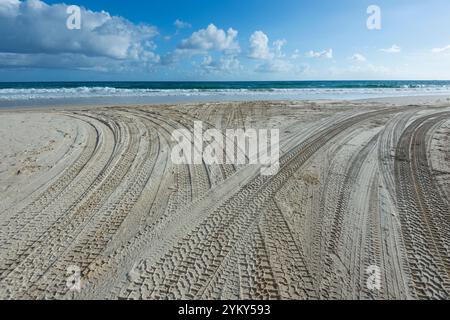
(0, 98, 449, 300)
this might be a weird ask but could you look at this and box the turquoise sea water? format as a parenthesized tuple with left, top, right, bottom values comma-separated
(1, 81, 450, 107)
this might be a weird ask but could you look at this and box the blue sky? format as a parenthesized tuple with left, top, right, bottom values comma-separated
(1, 0, 450, 81)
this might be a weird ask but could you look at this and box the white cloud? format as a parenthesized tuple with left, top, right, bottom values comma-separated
(351, 53, 366, 62)
(273, 39, 287, 58)
(248, 31, 298, 74)
(255, 59, 293, 73)
(200, 55, 241, 73)
(306, 49, 333, 59)
(174, 19, 191, 29)
(381, 44, 401, 53)
(0, 0, 20, 16)
(248, 31, 273, 60)
(0, 52, 114, 71)
(432, 45, 450, 54)
(178, 24, 240, 54)
(0, 0, 159, 70)
(165, 24, 241, 72)
(256, 61, 310, 75)
(291, 49, 301, 59)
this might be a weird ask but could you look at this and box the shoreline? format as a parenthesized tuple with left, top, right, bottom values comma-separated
(1, 94, 450, 112)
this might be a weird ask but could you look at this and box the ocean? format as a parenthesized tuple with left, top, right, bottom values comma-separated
(1, 80, 450, 107)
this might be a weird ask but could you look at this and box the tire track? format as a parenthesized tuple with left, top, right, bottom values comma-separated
(394, 111, 450, 299)
(117, 109, 391, 299)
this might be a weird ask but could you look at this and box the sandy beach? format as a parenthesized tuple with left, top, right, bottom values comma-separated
(0, 97, 449, 300)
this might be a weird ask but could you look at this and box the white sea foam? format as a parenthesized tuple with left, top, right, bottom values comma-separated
(1, 86, 450, 101)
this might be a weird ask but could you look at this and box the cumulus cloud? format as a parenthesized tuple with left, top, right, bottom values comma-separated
(306, 49, 333, 59)
(255, 59, 292, 73)
(351, 53, 367, 62)
(291, 49, 301, 59)
(256, 61, 310, 75)
(200, 55, 241, 73)
(0, 0, 20, 16)
(174, 19, 191, 29)
(381, 44, 401, 53)
(163, 24, 241, 71)
(248, 31, 297, 74)
(0, 0, 160, 71)
(273, 39, 287, 58)
(248, 31, 273, 60)
(177, 24, 240, 55)
(0, 52, 120, 72)
(432, 45, 450, 54)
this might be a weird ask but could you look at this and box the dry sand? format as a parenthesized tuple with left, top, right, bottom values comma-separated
(0, 98, 449, 300)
